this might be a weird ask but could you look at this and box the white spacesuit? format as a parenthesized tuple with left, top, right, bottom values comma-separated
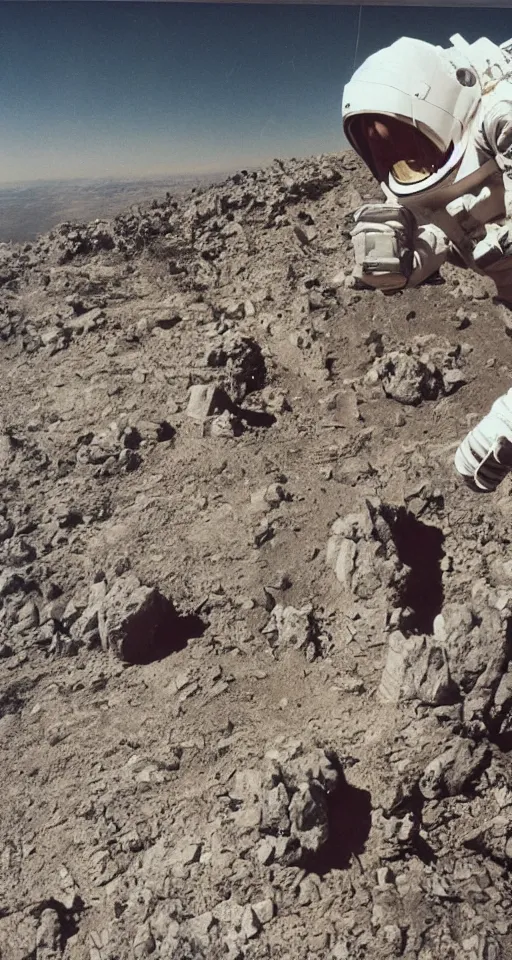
(341, 33, 512, 492)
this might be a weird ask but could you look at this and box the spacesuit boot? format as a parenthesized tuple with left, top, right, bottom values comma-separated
(455, 390, 512, 491)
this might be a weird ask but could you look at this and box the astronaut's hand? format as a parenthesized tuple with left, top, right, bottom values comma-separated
(350, 203, 416, 291)
(499, 225, 512, 257)
(473, 223, 512, 270)
(455, 434, 512, 493)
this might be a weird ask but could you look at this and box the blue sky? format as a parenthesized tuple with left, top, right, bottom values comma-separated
(1, 2, 512, 183)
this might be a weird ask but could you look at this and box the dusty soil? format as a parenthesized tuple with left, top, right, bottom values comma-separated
(1, 152, 512, 960)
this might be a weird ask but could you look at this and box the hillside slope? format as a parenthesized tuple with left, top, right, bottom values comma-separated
(1, 152, 512, 960)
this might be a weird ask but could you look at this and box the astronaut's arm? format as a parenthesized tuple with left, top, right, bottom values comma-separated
(478, 99, 512, 179)
(470, 100, 512, 276)
(350, 202, 448, 291)
(408, 223, 450, 287)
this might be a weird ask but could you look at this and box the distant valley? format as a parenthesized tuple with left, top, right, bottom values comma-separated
(0, 172, 232, 243)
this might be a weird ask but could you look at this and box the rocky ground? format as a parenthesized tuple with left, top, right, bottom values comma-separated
(1, 151, 512, 959)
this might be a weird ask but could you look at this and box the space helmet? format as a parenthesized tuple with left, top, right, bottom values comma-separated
(342, 37, 482, 194)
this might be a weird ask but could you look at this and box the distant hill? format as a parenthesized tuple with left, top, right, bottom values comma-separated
(0, 172, 232, 243)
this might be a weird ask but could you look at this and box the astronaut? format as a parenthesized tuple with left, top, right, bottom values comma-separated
(341, 33, 512, 492)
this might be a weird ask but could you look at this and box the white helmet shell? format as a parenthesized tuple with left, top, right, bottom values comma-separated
(342, 37, 481, 184)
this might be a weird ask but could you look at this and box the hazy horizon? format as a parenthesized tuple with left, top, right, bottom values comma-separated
(0, 169, 238, 243)
(3, 2, 512, 185)
(0, 168, 239, 189)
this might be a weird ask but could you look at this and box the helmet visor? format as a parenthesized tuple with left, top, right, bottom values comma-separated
(345, 113, 452, 183)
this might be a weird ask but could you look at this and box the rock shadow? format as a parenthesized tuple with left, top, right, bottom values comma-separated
(382, 506, 445, 635)
(220, 391, 276, 429)
(211, 387, 276, 427)
(30, 896, 85, 953)
(235, 407, 276, 429)
(127, 612, 207, 666)
(308, 767, 372, 875)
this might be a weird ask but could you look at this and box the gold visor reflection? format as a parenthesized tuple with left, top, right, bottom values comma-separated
(391, 160, 433, 184)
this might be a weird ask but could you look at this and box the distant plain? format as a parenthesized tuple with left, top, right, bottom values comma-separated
(0, 172, 232, 244)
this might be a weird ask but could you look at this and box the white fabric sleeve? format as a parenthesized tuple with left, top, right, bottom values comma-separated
(475, 97, 512, 217)
(407, 224, 450, 288)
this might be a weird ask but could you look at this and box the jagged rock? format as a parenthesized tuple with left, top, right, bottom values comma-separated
(240, 906, 261, 940)
(69, 580, 107, 647)
(288, 779, 330, 857)
(0, 569, 26, 598)
(0, 429, 11, 470)
(251, 899, 274, 926)
(219, 334, 266, 402)
(419, 739, 491, 799)
(378, 630, 454, 706)
(63, 307, 105, 335)
(0, 516, 14, 542)
(253, 517, 275, 548)
(249, 482, 288, 513)
(378, 808, 420, 859)
(98, 574, 176, 662)
(260, 782, 290, 834)
(35, 908, 62, 960)
(372, 352, 441, 405)
(133, 924, 156, 959)
(206, 410, 240, 438)
(232, 741, 339, 867)
(49, 632, 80, 658)
(76, 425, 142, 473)
(433, 595, 512, 728)
(368, 338, 466, 405)
(294, 224, 318, 245)
(4, 537, 36, 566)
(186, 384, 225, 421)
(489, 667, 512, 737)
(326, 500, 406, 603)
(13, 599, 39, 634)
(463, 815, 512, 865)
(76, 429, 118, 465)
(57, 865, 79, 911)
(262, 604, 324, 660)
(379, 591, 512, 720)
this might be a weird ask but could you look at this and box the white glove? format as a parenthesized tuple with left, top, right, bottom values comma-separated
(350, 203, 416, 292)
(445, 189, 489, 245)
(473, 222, 512, 270)
(472, 222, 512, 304)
